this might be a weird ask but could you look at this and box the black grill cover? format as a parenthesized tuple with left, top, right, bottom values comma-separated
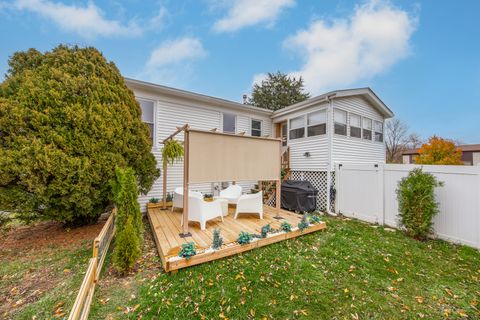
(281, 180, 318, 212)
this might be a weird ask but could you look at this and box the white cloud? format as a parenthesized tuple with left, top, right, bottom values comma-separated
(213, 0, 295, 32)
(13, 0, 143, 38)
(146, 37, 207, 69)
(281, 0, 418, 94)
(139, 37, 208, 86)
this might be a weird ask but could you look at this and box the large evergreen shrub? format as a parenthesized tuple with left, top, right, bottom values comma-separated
(0, 45, 160, 225)
(396, 168, 443, 240)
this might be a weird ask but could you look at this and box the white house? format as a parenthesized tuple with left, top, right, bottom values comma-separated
(125, 78, 394, 212)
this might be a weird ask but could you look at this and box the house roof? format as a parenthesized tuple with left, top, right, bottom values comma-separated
(271, 87, 394, 118)
(125, 78, 394, 119)
(125, 77, 273, 116)
(402, 144, 480, 155)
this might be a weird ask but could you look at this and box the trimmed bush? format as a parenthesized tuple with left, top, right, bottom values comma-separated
(280, 221, 292, 232)
(237, 231, 253, 245)
(0, 45, 159, 226)
(396, 168, 443, 240)
(113, 216, 140, 274)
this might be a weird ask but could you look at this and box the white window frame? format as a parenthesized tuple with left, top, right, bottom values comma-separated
(334, 108, 347, 136)
(289, 115, 305, 140)
(374, 120, 384, 142)
(251, 119, 262, 137)
(307, 109, 327, 137)
(362, 117, 373, 141)
(137, 98, 156, 148)
(349, 113, 362, 139)
(222, 112, 237, 134)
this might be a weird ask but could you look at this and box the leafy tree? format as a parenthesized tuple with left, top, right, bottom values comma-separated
(396, 168, 443, 240)
(249, 71, 310, 111)
(416, 136, 463, 165)
(0, 45, 160, 225)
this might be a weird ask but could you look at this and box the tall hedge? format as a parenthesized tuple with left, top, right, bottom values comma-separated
(0, 45, 160, 225)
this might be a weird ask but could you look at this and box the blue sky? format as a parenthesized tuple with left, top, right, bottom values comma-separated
(1, 0, 479, 142)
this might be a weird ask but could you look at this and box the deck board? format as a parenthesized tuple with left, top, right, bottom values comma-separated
(147, 205, 326, 271)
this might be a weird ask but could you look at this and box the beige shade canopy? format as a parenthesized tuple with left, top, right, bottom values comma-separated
(188, 129, 281, 183)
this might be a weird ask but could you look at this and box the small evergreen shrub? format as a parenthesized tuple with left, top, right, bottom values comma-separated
(260, 224, 272, 238)
(396, 168, 443, 240)
(179, 242, 196, 260)
(149, 197, 160, 204)
(309, 214, 322, 224)
(280, 221, 292, 232)
(298, 213, 309, 232)
(165, 192, 173, 202)
(113, 216, 140, 274)
(212, 228, 223, 250)
(237, 231, 253, 245)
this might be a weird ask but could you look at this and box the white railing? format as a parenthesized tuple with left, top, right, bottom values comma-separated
(335, 163, 480, 249)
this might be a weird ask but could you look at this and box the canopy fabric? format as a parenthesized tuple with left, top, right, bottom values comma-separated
(188, 130, 281, 183)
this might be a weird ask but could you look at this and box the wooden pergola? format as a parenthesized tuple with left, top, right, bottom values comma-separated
(162, 124, 282, 236)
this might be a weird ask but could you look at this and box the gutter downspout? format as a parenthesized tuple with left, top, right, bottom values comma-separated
(326, 94, 337, 216)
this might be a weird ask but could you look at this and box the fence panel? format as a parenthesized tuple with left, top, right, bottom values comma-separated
(336, 163, 480, 249)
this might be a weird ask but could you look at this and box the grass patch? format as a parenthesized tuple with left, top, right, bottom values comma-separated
(92, 215, 480, 319)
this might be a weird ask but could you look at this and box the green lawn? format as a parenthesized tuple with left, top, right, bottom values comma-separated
(90, 216, 480, 319)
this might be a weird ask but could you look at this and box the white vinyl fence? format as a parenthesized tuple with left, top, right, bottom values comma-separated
(335, 163, 480, 249)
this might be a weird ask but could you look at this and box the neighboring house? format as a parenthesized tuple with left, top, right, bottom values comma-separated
(402, 144, 480, 165)
(125, 78, 394, 212)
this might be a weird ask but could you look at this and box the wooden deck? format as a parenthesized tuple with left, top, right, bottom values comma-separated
(147, 205, 326, 272)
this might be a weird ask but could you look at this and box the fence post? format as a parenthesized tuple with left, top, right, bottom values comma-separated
(335, 163, 341, 214)
(377, 163, 385, 225)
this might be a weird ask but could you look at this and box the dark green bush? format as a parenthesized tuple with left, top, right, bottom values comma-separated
(298, 213, 309, 232)
(396, 168, 443, 240)
(113, 215, 140, 274)
(280, 221, 292, 232)
(237, 231, 253, 245)
(212, 228, 223, 250)
(0, 45, 159, 226)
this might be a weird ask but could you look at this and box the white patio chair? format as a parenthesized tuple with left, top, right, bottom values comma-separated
(234, 191, 263, 219)
(181, 196, 224, 230)
(215, 185, 243, 205)
(172, 187, 203, 211)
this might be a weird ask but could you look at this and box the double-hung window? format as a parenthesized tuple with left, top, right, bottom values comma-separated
(334, 109, 347, 136)
(362, 117, 372, 140)
(251, 119, 262, 137)
(374, 121, 384, 142)
(223, 113, 236, 133)
(349, 113, 361, 138)
(307, 110, 326, 137)
(289, 116, 305, 140)
(138, 99, 155, 142)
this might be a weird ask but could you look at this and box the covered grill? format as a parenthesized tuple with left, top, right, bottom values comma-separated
(281, 180, 318, 212)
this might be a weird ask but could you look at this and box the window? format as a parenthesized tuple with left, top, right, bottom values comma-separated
(307, 110, 326, 137)
(289, 116, 305, 139)
(374, 121, 384, 142)
(362, 117, 372, 140)
(349, 113, 361, 138)
(334, 109, 347, 136)
(251, 119, 262, 137)
(223, 113, 236, 133)
(138, 99, 155, 141)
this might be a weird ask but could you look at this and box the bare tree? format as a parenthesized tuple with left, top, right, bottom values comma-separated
(405, 133, 424, 149)
(385, 118, 409, 163)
